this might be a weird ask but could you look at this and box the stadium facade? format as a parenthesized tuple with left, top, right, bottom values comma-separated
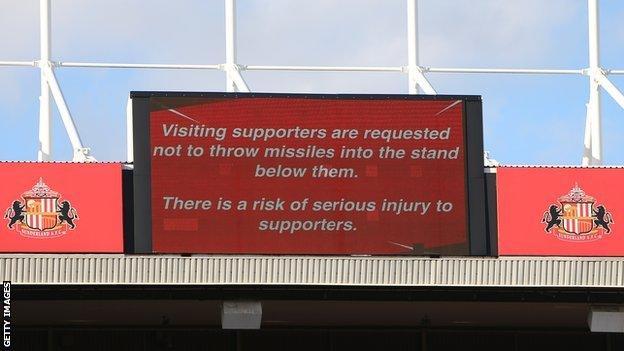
(3, 93, 624, 351)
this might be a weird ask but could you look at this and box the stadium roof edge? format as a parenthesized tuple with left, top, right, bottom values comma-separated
(2, 254, 623, 288)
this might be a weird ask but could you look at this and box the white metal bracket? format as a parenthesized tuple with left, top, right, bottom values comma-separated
(41, 63, 96, 162)
(35, 0, 95, 162)
(483, 151, 499, 167)
(219, 63, 250, 93)
(406, 65, 437, 94)
(596, 72, 624, 110)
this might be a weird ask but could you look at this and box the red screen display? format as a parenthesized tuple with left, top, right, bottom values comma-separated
(0, 163, 123, 253)
(149, 96, 470, 254)
(497, 167, 624, 256)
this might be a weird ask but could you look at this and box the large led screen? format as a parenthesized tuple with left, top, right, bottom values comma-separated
(131, 93, 486, 255)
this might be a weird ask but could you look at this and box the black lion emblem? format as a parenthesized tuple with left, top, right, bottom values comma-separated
(57, 201, 78, 229)
(4, 201, 25, 229)
(593, 205, 613, 233)
(542, 205, 562, 232)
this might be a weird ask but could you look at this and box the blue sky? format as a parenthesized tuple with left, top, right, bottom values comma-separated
(0, 0, 623, 165)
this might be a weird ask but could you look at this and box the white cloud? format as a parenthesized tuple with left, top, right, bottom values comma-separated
(0, 2, 39, 59)
(419, 0, 583, 66)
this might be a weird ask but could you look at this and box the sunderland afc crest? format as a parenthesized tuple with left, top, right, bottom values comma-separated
(3, 178, 78, 238)
(541, 183, 613, 242)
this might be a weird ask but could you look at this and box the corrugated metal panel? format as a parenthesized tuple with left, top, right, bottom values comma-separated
(1, 255, 623, 287)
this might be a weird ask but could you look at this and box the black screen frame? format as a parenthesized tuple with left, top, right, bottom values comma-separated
(130, 92, 489, 256)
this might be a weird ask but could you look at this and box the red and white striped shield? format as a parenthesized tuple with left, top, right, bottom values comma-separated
(561, 201, 594, 235)
(24, 197, 58, 231)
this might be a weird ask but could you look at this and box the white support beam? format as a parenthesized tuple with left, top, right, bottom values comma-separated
(225, 0, 239, 92)
(126, 97, 134, 163)
(406, 0, 435, 95)
(7, 62, 593, 75)
(225, 66, 250, 92)
(245, 65, 403, 72)
(426, 67, 582, 75)
(411, 68, 436, 94)
(596, 72, 624, 110)
(38, 0, 51, 161)
(43, 65, 94, 162)
(584, 0, 602, 165)
(58, 62, 220, 70)
(0, 61, 36, 67)
(582, 102, 594, 166)
(407, 0, 420, 94)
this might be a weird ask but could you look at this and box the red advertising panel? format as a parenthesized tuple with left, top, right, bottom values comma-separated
(0, 163, 123, 253)
(497, 166, 624, 256)
(132, 93, 486, 255)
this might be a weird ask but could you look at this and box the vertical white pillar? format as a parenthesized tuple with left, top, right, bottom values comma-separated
(225, 0, 237, 92)
(407, 0, 419, 94)
(44, 65, 85, 154)
(126, 97, 134, 163)
(582, 102, 592, 166)
(586, 0, 602, 165)
(38, 0, 52, 161)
